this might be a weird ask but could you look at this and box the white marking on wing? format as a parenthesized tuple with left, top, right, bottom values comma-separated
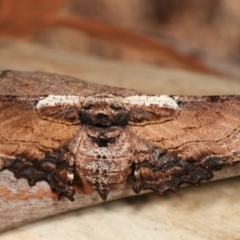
(124, 95, 180, 109)
(36, 95, 83, 108)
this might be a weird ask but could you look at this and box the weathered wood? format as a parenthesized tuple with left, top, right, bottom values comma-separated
(1, 70, 240, 233)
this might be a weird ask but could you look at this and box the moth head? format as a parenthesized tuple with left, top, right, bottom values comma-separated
(80, 97, 129, 127)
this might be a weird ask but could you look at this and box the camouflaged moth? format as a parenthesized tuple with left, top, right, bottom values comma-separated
(1, 72, 240, 201)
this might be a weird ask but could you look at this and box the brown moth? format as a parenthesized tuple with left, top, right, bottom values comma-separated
(1, 78, 240, 201)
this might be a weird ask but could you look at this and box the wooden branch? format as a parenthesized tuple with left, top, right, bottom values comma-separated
(1, 70, 240, 232)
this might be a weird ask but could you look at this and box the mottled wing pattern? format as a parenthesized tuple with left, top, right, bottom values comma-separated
(1, 93, 240, 201)
(0, 96, 82, 200)
(128, 96, 240, 195)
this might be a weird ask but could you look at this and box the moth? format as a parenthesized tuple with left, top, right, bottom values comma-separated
(1, 92, 240, 201)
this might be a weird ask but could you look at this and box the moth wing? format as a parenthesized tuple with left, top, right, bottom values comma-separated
(127, 96, 240, 194)
(0, 95, 83, 200)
